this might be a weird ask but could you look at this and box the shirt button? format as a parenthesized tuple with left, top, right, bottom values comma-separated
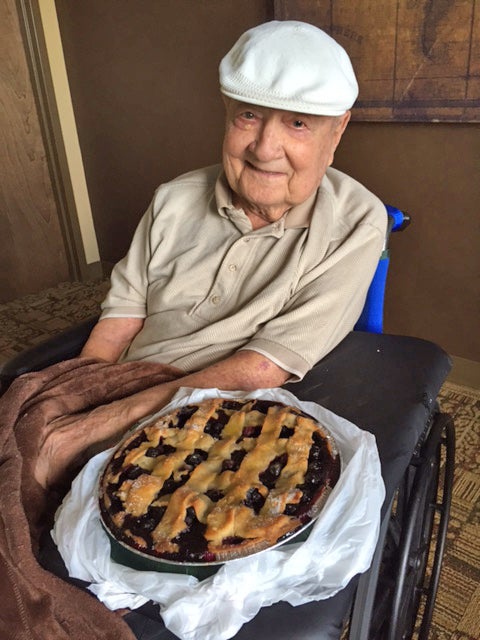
(243, 237, 250, 243)
(228, 264, 237, 272)
(211, 295, 221, 305)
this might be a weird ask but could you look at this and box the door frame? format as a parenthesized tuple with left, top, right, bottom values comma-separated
(16, 0, 102, 280)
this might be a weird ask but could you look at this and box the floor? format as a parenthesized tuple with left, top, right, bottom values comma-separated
(0, 279, 109, 364)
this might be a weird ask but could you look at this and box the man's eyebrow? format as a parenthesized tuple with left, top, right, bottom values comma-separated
(235, 102, 261, 111)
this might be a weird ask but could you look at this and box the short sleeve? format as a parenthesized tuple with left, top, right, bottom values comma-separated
(240, 218, 385, 381)
(100, 201, 154, 319)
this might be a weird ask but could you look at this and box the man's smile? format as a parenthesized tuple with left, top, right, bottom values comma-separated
(244, 161, 287, 178)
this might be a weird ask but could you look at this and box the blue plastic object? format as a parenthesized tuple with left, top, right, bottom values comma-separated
(355, 252, 390, 334)
(355, 205, 409, 334)
(385, 204, 408, 231)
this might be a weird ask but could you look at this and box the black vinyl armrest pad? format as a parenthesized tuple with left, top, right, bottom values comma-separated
(0, 316, 98, 387)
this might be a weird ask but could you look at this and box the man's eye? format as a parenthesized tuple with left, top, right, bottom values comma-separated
(292, 119, 306, 129)
(235, 111, 258, 127)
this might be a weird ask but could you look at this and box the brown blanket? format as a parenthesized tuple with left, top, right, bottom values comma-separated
(0, 357, 182, 640)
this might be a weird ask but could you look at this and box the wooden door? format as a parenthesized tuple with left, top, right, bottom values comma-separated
(0, 0, 70, 303)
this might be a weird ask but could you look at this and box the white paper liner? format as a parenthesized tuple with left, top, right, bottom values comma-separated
(53, 387, 385, 640)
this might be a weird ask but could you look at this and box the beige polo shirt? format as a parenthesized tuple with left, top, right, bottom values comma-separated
(100, 164, 386, 380)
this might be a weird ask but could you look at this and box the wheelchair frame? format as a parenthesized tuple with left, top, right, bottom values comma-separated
(349, 411, 455, 640)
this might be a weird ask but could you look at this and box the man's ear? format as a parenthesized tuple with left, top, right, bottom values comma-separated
(328, 111, 351, 166)
(335, 110, 351, 142)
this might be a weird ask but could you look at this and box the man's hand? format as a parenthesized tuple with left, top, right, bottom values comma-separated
(36, 399, 133, 488)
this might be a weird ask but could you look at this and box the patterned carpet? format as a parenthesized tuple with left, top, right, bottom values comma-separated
(0, 279, 109, 364)
(0, 281, 478, 639)
(432, 382, 480, 640)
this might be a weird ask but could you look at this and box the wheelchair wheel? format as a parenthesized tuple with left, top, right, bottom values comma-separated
(369, 412, 455, 640)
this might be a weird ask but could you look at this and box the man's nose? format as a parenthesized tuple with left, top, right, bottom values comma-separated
(248, 121, 283, 161)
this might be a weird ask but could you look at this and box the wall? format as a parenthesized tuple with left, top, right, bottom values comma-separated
(55, 0, 272, 265)
(334, 122, 480, 362)
(54, 1, 479, 363)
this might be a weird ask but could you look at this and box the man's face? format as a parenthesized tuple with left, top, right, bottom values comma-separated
(222, 99, 350, 227)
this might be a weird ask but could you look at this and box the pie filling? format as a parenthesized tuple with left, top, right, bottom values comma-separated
(99, 398, 340, 563)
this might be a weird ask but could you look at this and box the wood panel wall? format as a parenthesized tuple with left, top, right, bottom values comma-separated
(0, 0, 69, 302)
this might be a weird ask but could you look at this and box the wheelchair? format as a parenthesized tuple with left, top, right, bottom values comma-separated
(0, 206, 455, 640)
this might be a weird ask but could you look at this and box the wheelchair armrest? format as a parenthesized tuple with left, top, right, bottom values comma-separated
(0, 315, 98, 392)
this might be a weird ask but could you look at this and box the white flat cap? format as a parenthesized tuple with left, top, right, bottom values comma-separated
(219, 21, 358, 116)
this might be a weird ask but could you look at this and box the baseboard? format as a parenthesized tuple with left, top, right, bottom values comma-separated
(447, 356, 480, 390)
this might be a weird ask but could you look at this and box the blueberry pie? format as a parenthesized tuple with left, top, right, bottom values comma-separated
(99, 398, 340, 563)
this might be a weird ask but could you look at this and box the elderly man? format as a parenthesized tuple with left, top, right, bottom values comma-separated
(0, 20, 388, 640)
(78, 21, 386, 428)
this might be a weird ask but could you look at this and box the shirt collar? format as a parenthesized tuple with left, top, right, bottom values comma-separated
(215, 170, 316, 230)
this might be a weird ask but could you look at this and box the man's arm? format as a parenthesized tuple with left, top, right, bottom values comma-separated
(122, 348, 290, 424)
(80, 317, 144, 362)
(39, 349, 288, 487)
